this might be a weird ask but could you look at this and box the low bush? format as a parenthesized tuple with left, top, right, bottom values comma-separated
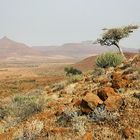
(92, 67, 105, 77)
(64, 67, 82, 76)
(13, 95, 46, 119)
(0, 95, 47, 121)
(96, 52, 123, 68)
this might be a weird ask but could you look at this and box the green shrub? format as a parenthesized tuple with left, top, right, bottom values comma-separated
(96, 52, 123, 68)
(64, 67, 82, 76)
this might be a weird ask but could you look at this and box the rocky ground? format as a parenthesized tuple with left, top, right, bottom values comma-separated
(0, 54, 140, 140)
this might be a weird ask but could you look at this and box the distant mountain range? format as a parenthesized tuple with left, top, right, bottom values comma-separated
(0, 36, 43, 60)
(34, 42, 139, 59)
(0, 37, 139, 61)
(34, 43, 115, 59)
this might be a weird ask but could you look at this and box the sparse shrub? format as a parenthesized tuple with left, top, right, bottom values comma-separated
(56, 108, 87, 135)
(56, 112, 73, 127)
(0, 95, 47, 122)
(0, 103, 16, 121)
(22, 120, 44, 140)
(88, 104, 119, 122)
(64, 67, 82, 76)
(96, 52, 123, 68)
(0, 106, 11, 120)
(66, 75, 83, 84)
(92, 67, 105, 77)
(50, 81, 66, 92)
(13, 95, 46, 119)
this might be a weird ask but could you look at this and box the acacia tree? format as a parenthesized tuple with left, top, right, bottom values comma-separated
(97, 25, 139, 58)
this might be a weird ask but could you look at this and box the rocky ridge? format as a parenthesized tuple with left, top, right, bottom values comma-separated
(0, 54, 140, 140)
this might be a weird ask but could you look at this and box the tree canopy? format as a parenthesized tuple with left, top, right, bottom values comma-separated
(97, 25, 139, 57)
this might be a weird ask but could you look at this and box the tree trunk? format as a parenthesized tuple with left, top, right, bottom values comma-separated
(114, 43, 126, 60)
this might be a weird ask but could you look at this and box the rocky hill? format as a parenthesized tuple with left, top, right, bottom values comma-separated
(0, 37, 44, 60)
(0, 54, 140, 140)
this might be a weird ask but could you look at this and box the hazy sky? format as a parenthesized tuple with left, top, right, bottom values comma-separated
(0, 0, 140, 48)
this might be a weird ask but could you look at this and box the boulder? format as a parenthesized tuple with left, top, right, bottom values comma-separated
(97, 87, 124, 111)
(81, 93, 103, 113)
(104, 95, 124, 111)
(97, 87, 118, 101)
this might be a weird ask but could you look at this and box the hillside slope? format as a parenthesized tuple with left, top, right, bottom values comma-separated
(73, 52, 137, 71)
(0, 54, 140, 140)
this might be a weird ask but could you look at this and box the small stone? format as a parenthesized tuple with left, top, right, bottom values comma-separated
(73, 99, 82, 107)
(133, 92, 140, 100)
(84, 76, 90, 82)
(51, 127, 70, 133)
(82, 132, 93, 140)
(123, 126, 134, 139)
